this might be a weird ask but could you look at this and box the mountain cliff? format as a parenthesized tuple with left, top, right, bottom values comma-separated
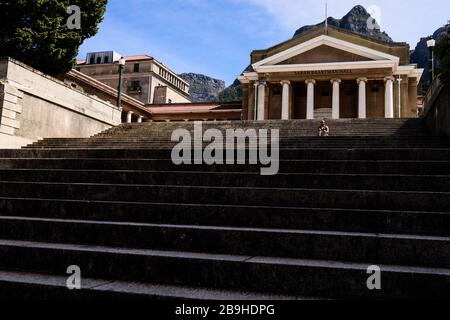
(293, 5, 393, 43)
(179, 73, 225, 103)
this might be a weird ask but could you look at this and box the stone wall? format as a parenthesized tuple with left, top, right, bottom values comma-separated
(422, 78, 450, 138)
(0, 57, 121, 149)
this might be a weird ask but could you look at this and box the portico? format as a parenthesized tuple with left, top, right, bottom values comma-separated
(239, 27, 423, 120)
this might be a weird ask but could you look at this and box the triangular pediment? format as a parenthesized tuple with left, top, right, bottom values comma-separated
(253, 35, 399, 69)
(277, 45, 373, 65)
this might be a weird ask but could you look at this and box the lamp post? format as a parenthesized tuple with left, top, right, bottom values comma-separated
(427, 38, 436, 84)
(116, 57, 126, 109)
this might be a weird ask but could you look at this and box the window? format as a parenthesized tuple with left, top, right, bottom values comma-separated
(131, 80, 140, 89)
(104, 56, 109, 63)
(89, 57, 95, 64)
(96, 57, 102, 64)
(133, 63, 140, 72)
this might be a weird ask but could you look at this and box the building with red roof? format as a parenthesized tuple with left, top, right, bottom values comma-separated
(75, 51, 191, 106)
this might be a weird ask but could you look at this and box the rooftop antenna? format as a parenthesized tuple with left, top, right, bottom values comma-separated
(325, 1, 328, 34)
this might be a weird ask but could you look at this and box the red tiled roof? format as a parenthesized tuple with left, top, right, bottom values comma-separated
(148, 104, 221, 113)
(124, 55, 153, 61)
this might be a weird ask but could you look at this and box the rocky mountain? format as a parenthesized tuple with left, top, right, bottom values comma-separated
(294, 5, 393, 43)
(218, 79, 242, 102)
(179, 73, 225, 103)
(410, 24, 449, 85)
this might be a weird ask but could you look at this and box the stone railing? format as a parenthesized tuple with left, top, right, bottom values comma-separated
(421, 77, 450, 138)
(0, 57, 122, 148)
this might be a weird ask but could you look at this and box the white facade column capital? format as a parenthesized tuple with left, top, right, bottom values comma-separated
(305, 79, 316, 86)
(280, 80, 291, 86)
(330, 78, 341, 84)
(384, 76, 395, 83)
(357, 77, 368, 84)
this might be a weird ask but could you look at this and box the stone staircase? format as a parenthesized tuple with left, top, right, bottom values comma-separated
(0, 118, 450, 299)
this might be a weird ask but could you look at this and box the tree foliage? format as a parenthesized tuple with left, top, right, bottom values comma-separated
(435, 27, 450, 85)
(0, 0, 107, 76)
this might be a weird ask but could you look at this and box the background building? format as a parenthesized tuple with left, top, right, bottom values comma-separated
(76, 51, 191, 105)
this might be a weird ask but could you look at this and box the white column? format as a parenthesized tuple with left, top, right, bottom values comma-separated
(137, 116, 144, 123)
(257, 81, 266, 121)
(126, 111, 133, 123)
(330, 79, 341, 119)
(384, 76, 394, 119)
(253, 82, 259, 121)
(305, 79, 316, 120)
(396, 77, 402, 119)
(357, 78, 368, 119)
(281, 80, 291, 120)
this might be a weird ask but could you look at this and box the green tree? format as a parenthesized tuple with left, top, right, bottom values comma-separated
(0, 0, 107, 76)
(435, 27, 450, 85)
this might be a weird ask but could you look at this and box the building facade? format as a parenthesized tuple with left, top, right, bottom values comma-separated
(76, 51, 191, 105)
(239, 26, 424, 120)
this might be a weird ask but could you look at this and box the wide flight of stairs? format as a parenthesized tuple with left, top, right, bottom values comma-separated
(0, 118, 450, 300)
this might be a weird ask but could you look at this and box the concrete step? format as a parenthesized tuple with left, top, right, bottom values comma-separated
(26, 142, 448, 149)
(0, 181, 449, 212)
(1, 198, 449, 236)
(0, 170, 448, 192)
(28, 136, 443, 143)
(0, 239, 449, 299)
(4, 117, 450, 299)
(0, 216, 449, 267)
(0, 270, 309, 300)
(0, 158, 449, 175)
(3, 148, 450, 161)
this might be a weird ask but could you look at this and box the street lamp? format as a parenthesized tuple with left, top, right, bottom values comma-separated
(427, 38, 436, 84)
(116, 57, 126, 109)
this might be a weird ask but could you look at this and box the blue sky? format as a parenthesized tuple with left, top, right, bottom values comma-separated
(78, 0, 449, 85)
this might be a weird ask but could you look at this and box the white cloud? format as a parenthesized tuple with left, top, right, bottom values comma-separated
(244, 0, 325, 32)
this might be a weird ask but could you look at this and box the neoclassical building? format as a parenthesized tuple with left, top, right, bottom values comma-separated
(238, 26, 424, 120)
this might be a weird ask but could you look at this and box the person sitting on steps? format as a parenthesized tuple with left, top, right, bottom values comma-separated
(318, 120, 330, 137)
